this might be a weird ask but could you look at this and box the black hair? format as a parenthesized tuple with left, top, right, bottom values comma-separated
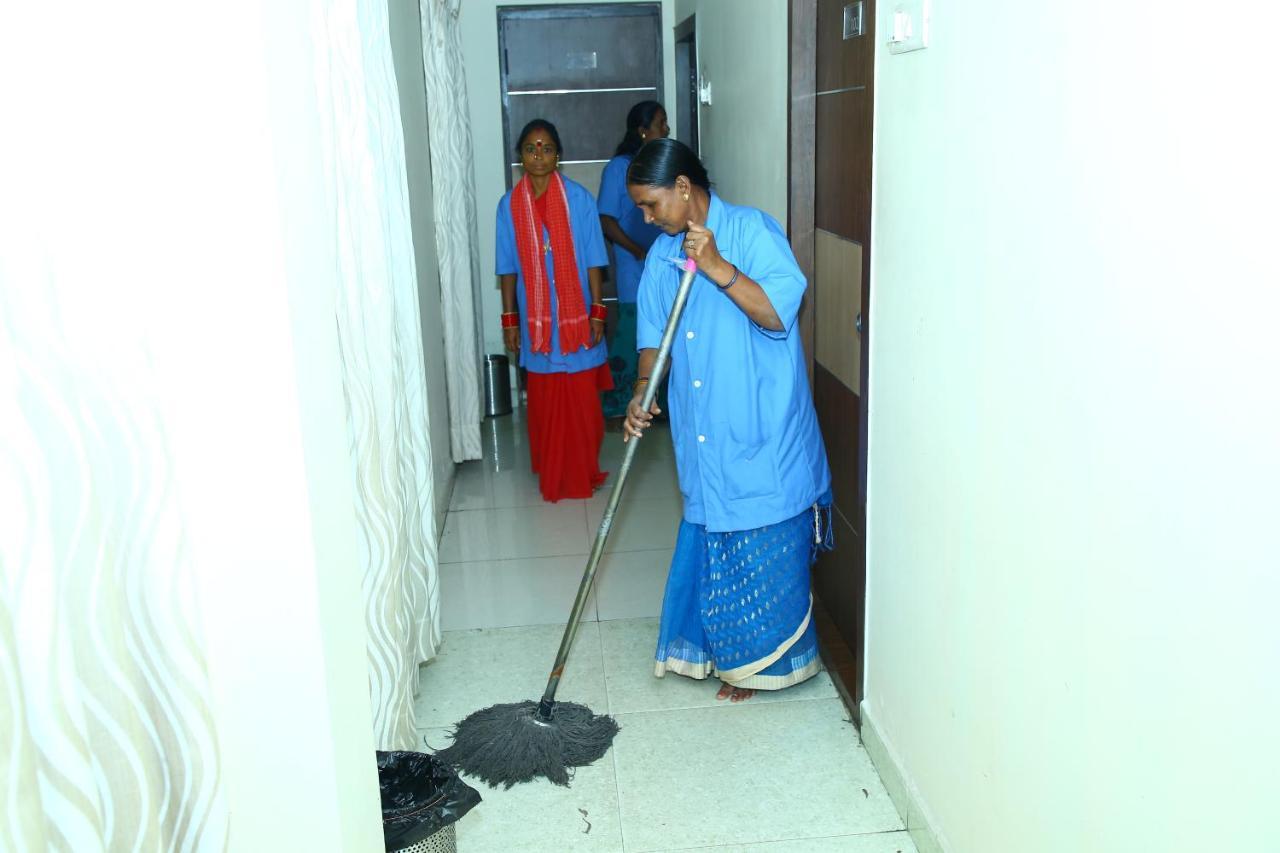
(515, 119, 564, 159)
(625, 138, 711, 191)
(614, 101, 665, 156)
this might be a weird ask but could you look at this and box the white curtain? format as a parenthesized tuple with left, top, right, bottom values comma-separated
(420, 0, 485, 463)
(0, 5, 235, 848)
(313, 1, 442, 749)
(0, 230, 228, 853)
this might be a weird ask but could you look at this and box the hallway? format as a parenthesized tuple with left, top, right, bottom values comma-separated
(416, 408, 915, 852)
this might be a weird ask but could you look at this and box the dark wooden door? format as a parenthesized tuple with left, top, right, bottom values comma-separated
(790, 0, 874, 720)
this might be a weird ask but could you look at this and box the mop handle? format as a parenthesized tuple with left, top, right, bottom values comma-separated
(537, 256, 700, 718)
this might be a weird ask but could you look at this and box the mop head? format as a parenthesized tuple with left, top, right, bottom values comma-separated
(435, 700, 619, 789)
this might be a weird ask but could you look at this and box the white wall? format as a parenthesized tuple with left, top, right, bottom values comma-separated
(388, 0, 456, 531)
(674, 0, 789, 227)
(460, 0, 677, 357)
(864, 2, 1280, 852)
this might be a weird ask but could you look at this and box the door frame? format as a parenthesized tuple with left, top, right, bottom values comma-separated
(673, 14, 699, 155)
(788, 0, 873, 722)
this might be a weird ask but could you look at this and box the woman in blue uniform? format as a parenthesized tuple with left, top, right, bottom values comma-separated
(597, 101, 668, 418)
(497, 119, 611, 502)
(622, 139, 833, 701)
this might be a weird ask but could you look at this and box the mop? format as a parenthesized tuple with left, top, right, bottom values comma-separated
(436, 256, 700, 789)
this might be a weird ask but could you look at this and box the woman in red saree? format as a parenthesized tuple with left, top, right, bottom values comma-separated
(497, 119, 612, 502)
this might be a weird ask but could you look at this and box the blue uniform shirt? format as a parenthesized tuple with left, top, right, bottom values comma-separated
(597, 154, 662, 304)
(636, 194, 832, 533)
(496, 177, 609, 374)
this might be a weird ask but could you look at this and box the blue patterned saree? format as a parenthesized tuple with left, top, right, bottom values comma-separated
(654, 501, 833, 690)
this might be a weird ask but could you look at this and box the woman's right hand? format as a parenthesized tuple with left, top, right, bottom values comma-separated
(622, 393, 661, 442)
(503, 327, 520, 353)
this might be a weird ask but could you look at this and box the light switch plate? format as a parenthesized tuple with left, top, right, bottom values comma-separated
(887, 0, 930, 53)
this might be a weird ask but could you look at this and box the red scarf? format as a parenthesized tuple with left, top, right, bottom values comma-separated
(511, 172, 589, 354)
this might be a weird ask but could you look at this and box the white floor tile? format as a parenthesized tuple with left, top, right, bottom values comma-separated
(426, 406, 908, 853)
(600, 618, 839, 715)
(586, 497, 682, 554)
(418, 725, 454, 755)
(596, 434, 681, 505)
(650, 832, 918, 853)
(598, 423, 674, 471)
(448, 457, 547, 511)
(594, 549, 673, 621)
(612, 700, 904, 852)
(440, 503, 589, 563)
(420, 727, 626, 853)
(416, 622, 609, 730)
(440, 554, 598, 630)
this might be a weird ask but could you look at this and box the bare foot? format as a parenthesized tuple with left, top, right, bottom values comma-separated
(715, 683, 755, 702)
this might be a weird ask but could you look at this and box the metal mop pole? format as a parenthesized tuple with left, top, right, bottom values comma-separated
(535, 256, 700, 720)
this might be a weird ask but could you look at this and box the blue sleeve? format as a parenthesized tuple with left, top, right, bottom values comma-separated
(495, 196, 517, 275)
(738, 210, 807, 340)
(597, 157, 630, 220)
(635, 252, 666, 351)
(573, 186, 609, 268)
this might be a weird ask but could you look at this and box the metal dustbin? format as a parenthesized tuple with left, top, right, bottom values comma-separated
(379, 751, 480, 853)
(483, 353, 512, 417)
(391, 824, 455, 853)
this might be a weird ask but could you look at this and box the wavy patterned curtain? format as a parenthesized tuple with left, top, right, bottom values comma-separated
(420, 0, 484, 463)
(314, 0, 442, 750)
(0, 268, 228, 852)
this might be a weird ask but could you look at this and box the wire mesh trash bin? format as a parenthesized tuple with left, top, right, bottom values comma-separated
(391, 824, 455, 853)
(483, 354, 512, 417)
(378, 751, 480, 853)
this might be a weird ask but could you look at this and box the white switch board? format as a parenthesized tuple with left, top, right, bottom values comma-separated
(887, 0, 930, 54)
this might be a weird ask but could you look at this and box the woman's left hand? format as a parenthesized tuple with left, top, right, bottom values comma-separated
(589, 318, 605, 346)
(683, 220, 734, 283)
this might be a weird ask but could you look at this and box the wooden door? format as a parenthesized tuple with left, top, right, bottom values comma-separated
(790, 0, 874, 720)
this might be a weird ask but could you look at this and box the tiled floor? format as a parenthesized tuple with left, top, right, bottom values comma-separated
(418, 408, 914, 853)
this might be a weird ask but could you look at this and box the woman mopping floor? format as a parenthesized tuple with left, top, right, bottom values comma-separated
(622, 139, 834, 702)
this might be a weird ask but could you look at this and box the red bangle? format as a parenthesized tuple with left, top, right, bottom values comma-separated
(589, 303, 607, 322)
(501, 312, 519, 329)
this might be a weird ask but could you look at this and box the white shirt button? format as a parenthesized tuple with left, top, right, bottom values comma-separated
(697, 434, 706, 443)
(693, 380, 702, 388)
(686, 331, 695, 339)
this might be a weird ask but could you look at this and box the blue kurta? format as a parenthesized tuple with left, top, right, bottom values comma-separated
(597, 154, 662, 304)
(496, 177, 609, 374)
(636, 194, 831, 533)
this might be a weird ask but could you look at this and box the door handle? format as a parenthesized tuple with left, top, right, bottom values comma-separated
(855, 311, 863, 334)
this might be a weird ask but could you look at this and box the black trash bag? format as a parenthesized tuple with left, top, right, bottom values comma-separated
(377, 750, 481, 851)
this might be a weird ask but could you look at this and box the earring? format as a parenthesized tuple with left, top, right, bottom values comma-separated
(683, 194, 689, 201)
(640, 132, 646, 140)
